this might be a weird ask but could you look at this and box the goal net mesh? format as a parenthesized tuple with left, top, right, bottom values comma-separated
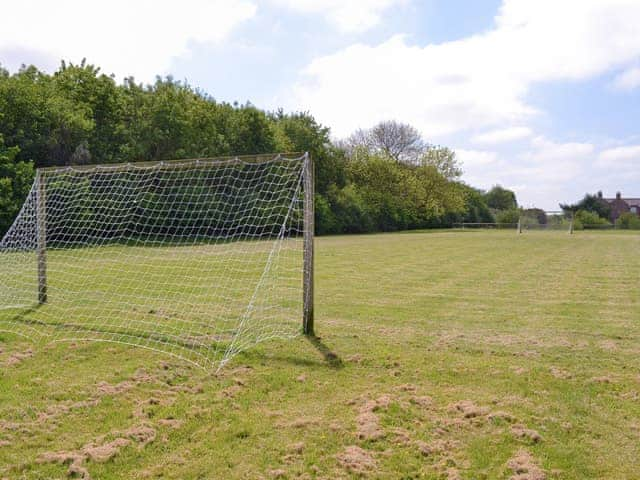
(519, 211, 572, 232)
(0, 153, 307, 370)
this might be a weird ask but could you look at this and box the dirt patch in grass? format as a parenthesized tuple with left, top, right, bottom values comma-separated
(549, 367, 572, 380)
(122, 425, 156, 447)
(83, 438, 131, 462)
(133, 394, 177, 419)
(488, 411, 516, 423)
(346, 354, 364, 364)
(448, 400, 489, 419)
(268, 468, 287, 478)
(228, 365, 254, 377)
(277, 417, 321, 429)
(357, 409, 384, 441)
(410, 395, 433, 407)
(598, 339, 618, 351)
(396, 383, 418, 392)
(170, 383, 204, 394)
(390, 427, 412, 445)
(356, 395, 393, 441)
(96, 380, 136, 396)
(5, 348, 33, 367)
(511, 424, 542, 443)
(336, 445, 376, 474)
(591, 375, 614, 384)
(158, 418, 183, 429)
(0, 421, 21, 433)
(415, 439, 460, 457)
(288, 441, 305, 454)
(446, 467, 462, 480)
(38, 451, 88, 478)
(37, 424, 156, 479)
(36, 399, 100, 423)
(507, 449, 546, 479)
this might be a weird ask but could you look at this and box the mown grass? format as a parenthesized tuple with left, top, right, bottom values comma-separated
(1, 230, 639, 479)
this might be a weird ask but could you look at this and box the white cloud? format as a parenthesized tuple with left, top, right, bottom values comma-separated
(0, 0, 256, 82)
(515, 137, 594, 182)
(597, 145, 640, 167)
(269, 0, 405, 33)
(461, 136, 599, 208)
(291, 0, 640, 138)
(455, 149, 498, 168)
(612, 67, 640, 91)
(472, 127, 532, 144)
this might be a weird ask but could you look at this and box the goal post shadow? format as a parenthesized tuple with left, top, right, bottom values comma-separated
(234, 334, 343, 369)
(305, 334, 343, 368)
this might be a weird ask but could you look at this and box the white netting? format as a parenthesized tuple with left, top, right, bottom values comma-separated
(0, 153, 308, 370)
(519, 211, 573, 232)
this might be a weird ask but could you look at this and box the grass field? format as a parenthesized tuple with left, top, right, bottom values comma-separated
(1, 230, 639, 479)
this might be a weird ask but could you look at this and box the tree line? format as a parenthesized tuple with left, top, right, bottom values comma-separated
(1, 60, 521, 237)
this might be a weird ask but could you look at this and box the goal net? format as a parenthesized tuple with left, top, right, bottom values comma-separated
(0, 153, 311, 370)
(518, 211, 573, 233)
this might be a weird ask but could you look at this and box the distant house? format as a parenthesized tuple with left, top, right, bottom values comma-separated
(597, 191, 640, 222)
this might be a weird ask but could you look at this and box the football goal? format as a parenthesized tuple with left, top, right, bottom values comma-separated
(517, 211, 574, 234)
(0, 153, 314, 370)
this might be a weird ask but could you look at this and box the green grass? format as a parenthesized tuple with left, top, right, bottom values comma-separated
(1, 230, 639, 479)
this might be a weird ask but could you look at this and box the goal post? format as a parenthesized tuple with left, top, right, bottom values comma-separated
(0, 152, 313, 370)
(36, 170, 47, 304)
(302, 153, 314, 336)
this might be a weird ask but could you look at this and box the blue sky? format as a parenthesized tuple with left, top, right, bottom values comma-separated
(1, 0, 640, 210)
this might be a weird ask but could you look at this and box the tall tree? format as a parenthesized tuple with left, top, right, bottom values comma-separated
(484, 185, 517, 210)
(420, 146, 462, 180)
(346, 120, 426, 163)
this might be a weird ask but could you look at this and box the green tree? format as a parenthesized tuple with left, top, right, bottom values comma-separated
(419, 146, 462, 180)
(522, 208, 547, 225)
(270, 111, 347, 196)
(457, 185, 494, 223)
(616, 212, 640, 230)
(484, 185, 517, 211)
(495, 208, 520, 226)
(560, 193, 611, 220)
(0, 136, 34, 235)
(347, 120, 426, 163)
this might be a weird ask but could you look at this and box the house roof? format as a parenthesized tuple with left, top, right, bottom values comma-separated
(604, 197, 640, 207)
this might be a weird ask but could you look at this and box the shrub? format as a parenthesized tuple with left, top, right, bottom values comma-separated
(574, 210, 610, 229)
(314, 194, 339, 235)
(495, 208, 520, 227)
(331, 184, 374, 234)
(616, 212, 640, 230)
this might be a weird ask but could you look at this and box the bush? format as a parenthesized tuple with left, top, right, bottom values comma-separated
(314, 194, 339, 235)
(495, 208, 520, 227)
(0, 138, 34, 236)
(330, 184, 374, 234)
(574, 210, 610, 229)
(572, 217, 584, 230)
(616, 212, 640, 230)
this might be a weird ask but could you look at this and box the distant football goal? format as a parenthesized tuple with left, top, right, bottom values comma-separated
(517, 211, 574, 234)
(0, 153, 314, 370)
(454, 211, 575, 234)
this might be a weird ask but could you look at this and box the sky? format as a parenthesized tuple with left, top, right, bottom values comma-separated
(1, 0, 640, 210)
